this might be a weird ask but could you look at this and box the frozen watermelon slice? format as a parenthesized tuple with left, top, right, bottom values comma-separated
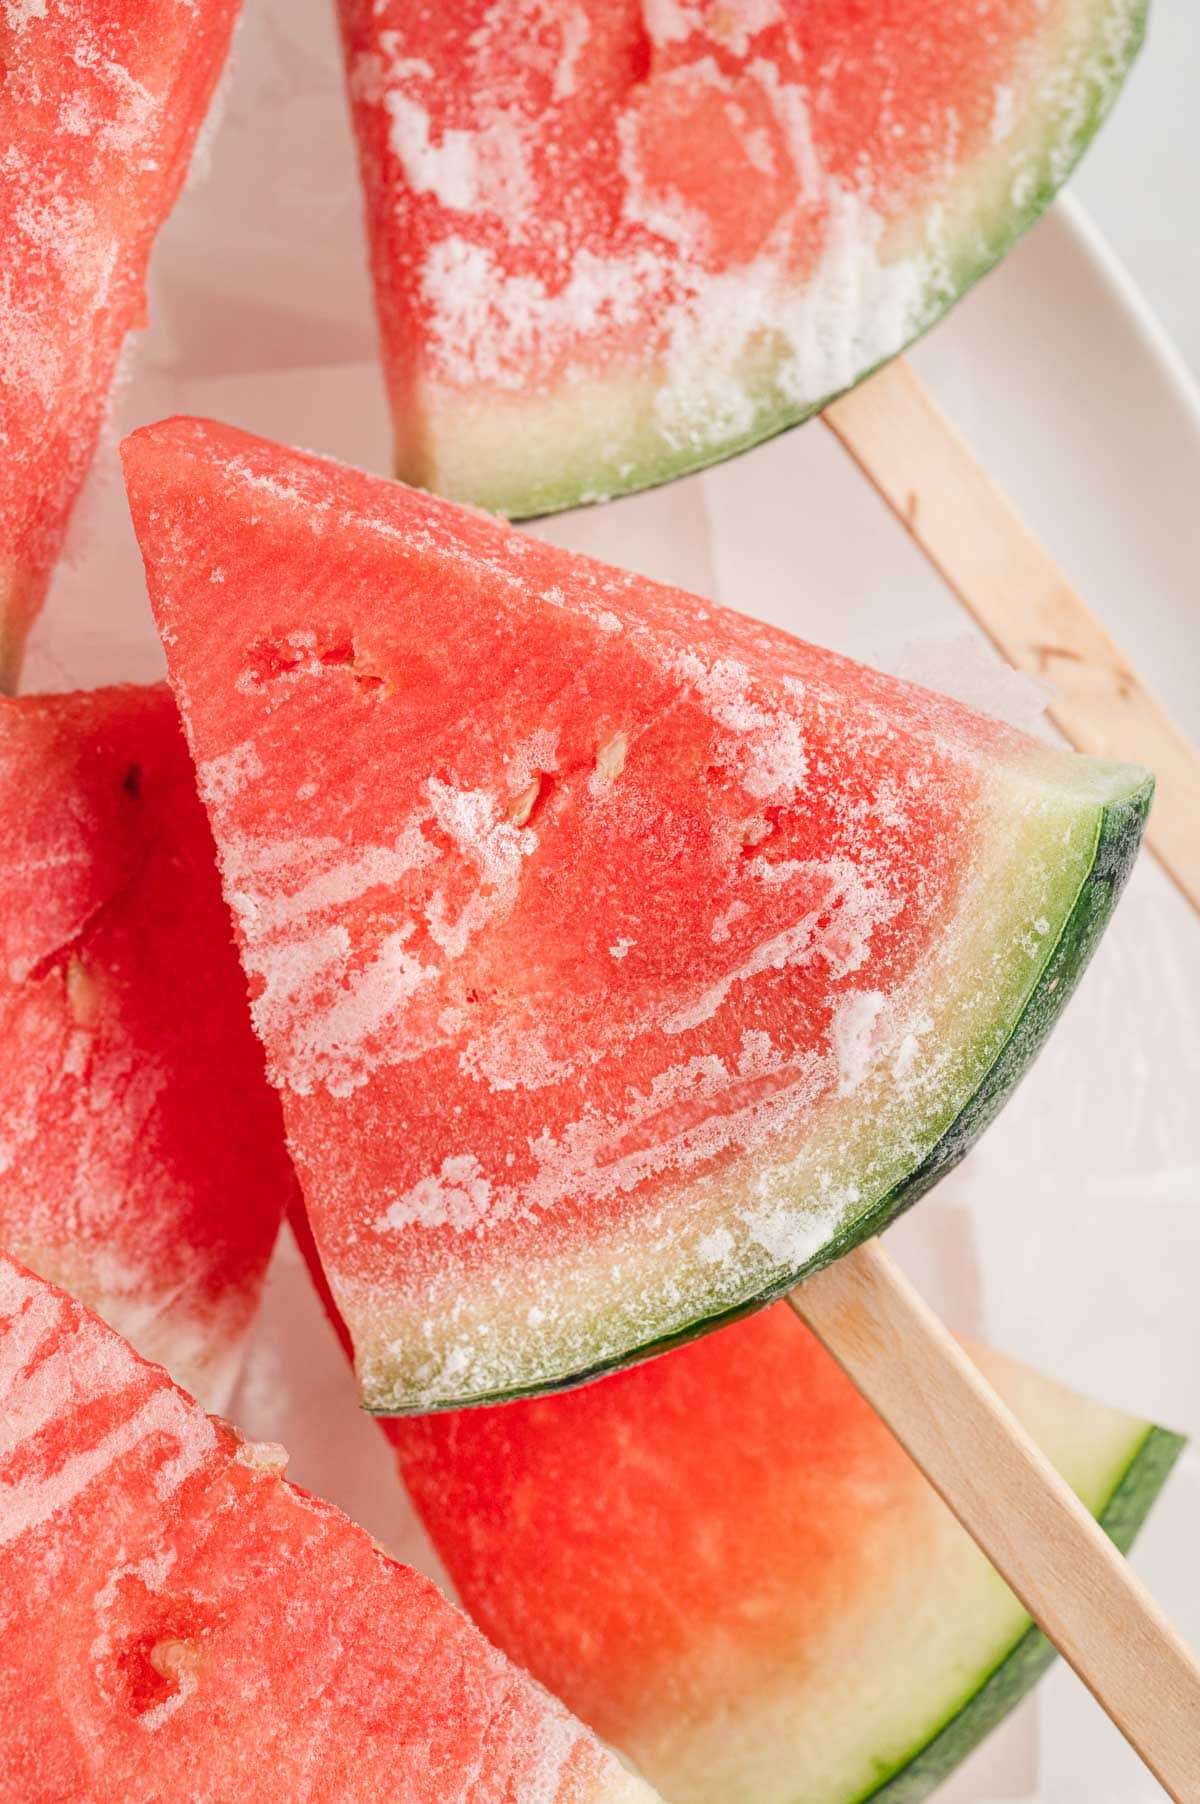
(289, 1202, 1182, 1804)
(0, 1253, 661, 1804)
(122, 418, 1151, 1413)
(0, 0, 239, 686)
(337, 0, 1144, 516)
(397, 1303, 1182, 1804)
(0, 685, 294, 1411)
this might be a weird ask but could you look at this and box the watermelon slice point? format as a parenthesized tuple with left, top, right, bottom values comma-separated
(0, 1252, 661, 1804)
(122, 418, 1151, 1414)
(0, 686, 294, 1412)
(337, 0, 1146, 516)
(0, 0, 238, 683)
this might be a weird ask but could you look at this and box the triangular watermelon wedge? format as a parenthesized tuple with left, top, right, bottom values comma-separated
(288, 1200, 1182, 1804)
(122, 418, 1151, 1414)
(0, 685, 294, 1411)
(396, 1301, 1182, 1804)
(0, 1252, 662, 1804)
(336, 0, 1144, 515)
(0, 0, 239, 686)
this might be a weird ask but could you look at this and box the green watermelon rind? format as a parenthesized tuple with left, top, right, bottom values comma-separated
(451, 0, 1148, 521)
(369, 777, 1152, 1413)
(861, 1421, 1184, 1804)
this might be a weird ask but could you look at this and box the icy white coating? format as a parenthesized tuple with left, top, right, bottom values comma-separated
(830, 990, 886, 1097)
(0, 1255, 663, 1802)
(339, 0, 1146, 506)
(217, 785, 537, 1098)
(415, 184, 933, 453)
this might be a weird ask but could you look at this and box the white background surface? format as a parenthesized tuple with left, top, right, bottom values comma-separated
(1072, 0, 1200, 381)
(25, 4, 1200, 1801)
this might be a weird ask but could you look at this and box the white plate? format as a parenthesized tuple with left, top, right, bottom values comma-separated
(24, 4, 1200, 1796)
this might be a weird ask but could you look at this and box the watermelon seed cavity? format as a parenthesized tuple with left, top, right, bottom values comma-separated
(147, 1638, 204, 1686)
(506, 777, 542, 826)
(65, 955, 100, 1029)
(234, 1438, 289, 1476)
(594, 732, 627, 783)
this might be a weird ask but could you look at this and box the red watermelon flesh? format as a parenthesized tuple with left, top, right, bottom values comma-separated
(395, 1302, 1181, 1804)
(337, 0, 1144, 515)
(122, 417, 1150, 1414)
(0, 1253, 662, 1804)
(0, 685, 294, 1412)
(0, 0, 239, 687)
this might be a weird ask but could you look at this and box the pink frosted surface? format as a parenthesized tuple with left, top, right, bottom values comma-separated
(0, 1253, 659, 1804)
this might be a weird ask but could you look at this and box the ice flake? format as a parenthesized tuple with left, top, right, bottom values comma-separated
(991, 82, 1018, 145)
(675, 652, 807, 800)
(711, 900, 748, 944)
(385, 93, 478, 210)
(71, 37, 161, 154)
(3, 0, 47, 28)
(419, 237, 669, 389)
(653, 189, 937, 453)
(737, 1198, 836, 1269)
(428, 777, 532, 893)
(831, 990, 886, 1095)
(255, 830, 434, 937)
(618, 90, 714, 252)
(509, 1048, 823, 1221)
(552, 6, 590, 100)
(696, 1226, 734, 1265)
(424, 778, 534, 956)
(664, 862, 892, 1035)
(246, 923, 436, 1098)
(710, 0, 785, 57)
(642, 0, 704, 45)
(892, 1015, 933, 1084)
(198, 739, 263, 806)
(459, 1024, 577, 1094)
(378, 1154, 494, 1233)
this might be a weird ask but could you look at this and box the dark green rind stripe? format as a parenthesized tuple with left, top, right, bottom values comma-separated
(852, 777, 1155, 1236)
(367, 778, 1152, 1415)
(502, 1, 1148, 522)
(861, 1423, 1185, 1804)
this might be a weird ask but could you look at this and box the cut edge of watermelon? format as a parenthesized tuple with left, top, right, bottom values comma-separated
(397, 0, 1147, 520)
(359, 774, 1151, 1413)
(1, 1238, 264, 1416)
(0, 561, 45, 696)
(867, 1420, 1183, 1804)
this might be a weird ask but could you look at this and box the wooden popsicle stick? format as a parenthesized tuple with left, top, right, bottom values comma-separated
(791, 1241, 1200, 1801)
(821, 358, 1200, 916)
